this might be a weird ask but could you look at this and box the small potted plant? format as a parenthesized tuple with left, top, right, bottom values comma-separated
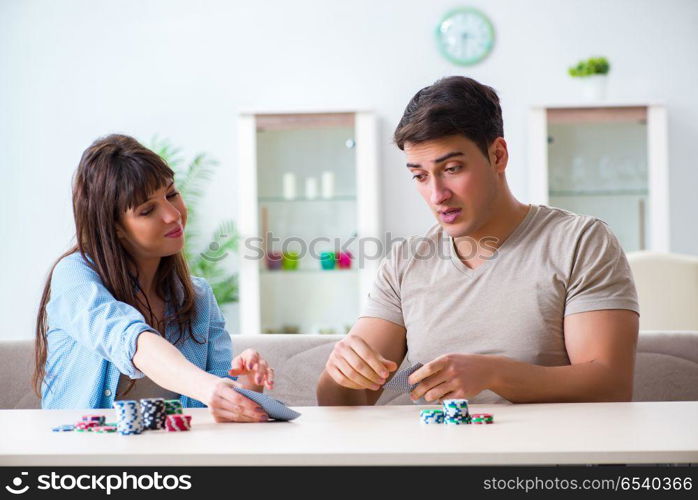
(568, 56, 610, 101)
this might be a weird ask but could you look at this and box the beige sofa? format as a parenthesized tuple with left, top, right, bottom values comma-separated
(2, 332, 698, 409)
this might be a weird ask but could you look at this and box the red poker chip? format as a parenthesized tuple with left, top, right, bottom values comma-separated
(75, 421, 99, 430)
(471, 413, 493, 419)
(165, 414, 192, 432)
(82, 414, 104, 420)
(92, 426, 117, 433)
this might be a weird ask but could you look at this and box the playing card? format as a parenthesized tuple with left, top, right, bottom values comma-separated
(381, 362, 423, 393)
(233, 387, 301, 421)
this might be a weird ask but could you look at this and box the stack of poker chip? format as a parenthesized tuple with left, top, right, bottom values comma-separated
(416, 399, 495, 426)
(165, 414, 192, 432)
(419, 409, 445, 424)
(140, 398, 167, 430)
(113, 400, 144, 435)
(164, 399, 184, 415)
(442, 399, 471, 425)
(92, 425, 117, 433)
(75, 421, 99, 432)
(81, 414, 106, 426)
(52, 399, 192, 435)
(52, 402, 192, 434)
(75, 415, 104, 432)
(52, 424, 75, 432)
(471, 413, 494, 424)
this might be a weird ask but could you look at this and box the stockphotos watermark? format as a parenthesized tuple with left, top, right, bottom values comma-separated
(199, 232, 501, 266)
(3, 470, 191, 495)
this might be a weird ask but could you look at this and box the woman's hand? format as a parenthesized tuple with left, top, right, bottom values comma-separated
(203, 377, 269, 423)
(228, 348, 274, 392)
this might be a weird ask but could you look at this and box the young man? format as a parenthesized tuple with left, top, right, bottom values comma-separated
(316, 76, 639, 405)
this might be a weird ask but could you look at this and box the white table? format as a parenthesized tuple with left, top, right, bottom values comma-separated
(1, 402, 697, 466)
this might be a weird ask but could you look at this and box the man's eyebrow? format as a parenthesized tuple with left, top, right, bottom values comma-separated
(144, 180, 175, 202)
(434, 151, 464, 163)
(406, 151, 464, 168)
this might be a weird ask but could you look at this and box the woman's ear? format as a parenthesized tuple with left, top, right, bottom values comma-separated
(115, 223, 126, 240)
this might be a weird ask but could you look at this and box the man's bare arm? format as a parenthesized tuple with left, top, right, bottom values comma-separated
(317, 317, 407, 406)
(408, 309, 638, 404)
(489, 309, 639, 402)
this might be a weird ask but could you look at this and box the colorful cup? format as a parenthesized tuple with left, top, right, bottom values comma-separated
(337, 251, 352, 269)
(265, 252, 282, 270)
(282, 252, 299, 270)
(320, 252, 336, 270)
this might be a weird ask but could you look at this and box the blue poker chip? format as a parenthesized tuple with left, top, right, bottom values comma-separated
(114, 402, 139, 409)
(52, 424, 75, 432)
(419, 409, 445, 424)
(115, 401, 144, 435)
(444, 415, 470, 425)
(443, 409, 469, 417)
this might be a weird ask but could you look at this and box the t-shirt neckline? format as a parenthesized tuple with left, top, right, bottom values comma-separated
(447, 204, 538, 276)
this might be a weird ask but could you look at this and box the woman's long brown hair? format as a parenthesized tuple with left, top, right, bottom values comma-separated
(33, 134, 202, 397)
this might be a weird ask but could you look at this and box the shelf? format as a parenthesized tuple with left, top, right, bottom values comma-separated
(549, 189, 648, 197)
(258, 331, 347, 335)
(260, 269, 358, 274)
(239, 111, 381, 337)
(259, 195, 356, 203)
(533, 102, 663, 110)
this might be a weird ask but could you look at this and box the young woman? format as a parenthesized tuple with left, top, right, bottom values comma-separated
(34, 134, 272, 422)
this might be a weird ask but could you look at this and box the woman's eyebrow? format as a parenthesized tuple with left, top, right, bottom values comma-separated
(143, 181, 176, 202)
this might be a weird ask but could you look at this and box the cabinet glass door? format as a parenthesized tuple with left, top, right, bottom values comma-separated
(547, 108, 649, 251)
(256, 114, 359, 334)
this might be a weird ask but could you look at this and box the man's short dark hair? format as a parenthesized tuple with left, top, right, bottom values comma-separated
(394, 76, 504, 158)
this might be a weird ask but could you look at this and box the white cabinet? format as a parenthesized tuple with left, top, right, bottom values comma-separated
(528, 104, 669, 252)
(237, 112, 380, 335)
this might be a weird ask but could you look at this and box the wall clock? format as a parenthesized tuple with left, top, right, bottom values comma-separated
(435, 7, 495, 66)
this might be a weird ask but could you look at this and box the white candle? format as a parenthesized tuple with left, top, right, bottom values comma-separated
(321, 171, 335, 199)
(305, 177, 318, 199)
(282, 172, 296, 200)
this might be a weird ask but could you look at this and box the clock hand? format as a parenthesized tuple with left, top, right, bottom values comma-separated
(460, 33, 470, 57)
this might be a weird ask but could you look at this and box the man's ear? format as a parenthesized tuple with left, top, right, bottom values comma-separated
(490, 137, 508, 173)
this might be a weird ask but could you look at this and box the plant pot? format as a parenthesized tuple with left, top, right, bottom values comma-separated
(578, 74, 608, 101)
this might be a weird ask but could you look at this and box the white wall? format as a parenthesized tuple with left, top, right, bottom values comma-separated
(2, 0, 697, 340)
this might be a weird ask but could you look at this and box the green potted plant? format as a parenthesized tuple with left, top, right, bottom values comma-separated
(568, 56, 610, 101)
(149, 137, 239, 311)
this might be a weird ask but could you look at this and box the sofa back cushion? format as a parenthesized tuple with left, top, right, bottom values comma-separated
(2, 331, 697, 409)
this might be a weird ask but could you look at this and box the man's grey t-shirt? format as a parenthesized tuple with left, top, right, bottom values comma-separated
(361, 204, 639, 404)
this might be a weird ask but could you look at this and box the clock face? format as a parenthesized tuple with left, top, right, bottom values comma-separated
(436, 8, 495, 66)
